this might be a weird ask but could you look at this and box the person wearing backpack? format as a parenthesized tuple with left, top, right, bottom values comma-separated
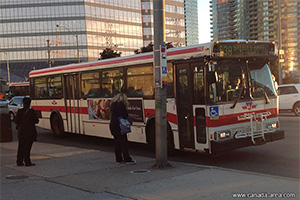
(15, 97, 39, 167)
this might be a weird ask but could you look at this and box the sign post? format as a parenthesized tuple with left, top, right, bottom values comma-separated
(153, 0, 170, 169)
(160, 44, 167, 88)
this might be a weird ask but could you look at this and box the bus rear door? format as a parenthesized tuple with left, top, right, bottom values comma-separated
(64, 74, 81, 134)
(176, 62, 195, 150)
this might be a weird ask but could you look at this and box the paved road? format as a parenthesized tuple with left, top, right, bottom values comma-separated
(8, 115, 300, 179)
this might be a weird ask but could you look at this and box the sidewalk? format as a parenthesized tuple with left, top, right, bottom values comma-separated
(1, 141, 299, 200)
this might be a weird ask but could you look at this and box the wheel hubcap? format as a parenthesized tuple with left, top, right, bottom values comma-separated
(295, 106, 300, 116)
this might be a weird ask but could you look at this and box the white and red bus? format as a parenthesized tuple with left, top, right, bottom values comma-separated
(29, 40, 284, 154)
(7, 82, 29, 99)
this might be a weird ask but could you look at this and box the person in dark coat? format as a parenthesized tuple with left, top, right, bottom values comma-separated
(109, 93, 135, 164)
(15, 97, 39, 167)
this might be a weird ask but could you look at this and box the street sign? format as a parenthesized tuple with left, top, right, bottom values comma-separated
(160, 44, 167, 88)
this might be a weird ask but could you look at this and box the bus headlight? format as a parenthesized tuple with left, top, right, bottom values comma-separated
(267, 122, 278, 129)
(216, 130, 231, 139)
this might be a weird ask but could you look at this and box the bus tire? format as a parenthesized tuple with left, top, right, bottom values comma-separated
(146, 120, 175, 156)
(50, 112, 65, 137)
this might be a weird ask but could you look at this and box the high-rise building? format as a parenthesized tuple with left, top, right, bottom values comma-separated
(0, 0, 198, 82)
(210, 0, 249, 40)
(140, 0, 187, 47)
(184, 0, 199, 45)
(277, 0, 299, 72)
(210, 0, 299, 73)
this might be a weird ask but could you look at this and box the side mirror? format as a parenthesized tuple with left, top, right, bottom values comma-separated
(207, 71, 218, 84)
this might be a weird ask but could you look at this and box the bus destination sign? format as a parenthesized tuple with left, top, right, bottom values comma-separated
(213, 42, 275, 57)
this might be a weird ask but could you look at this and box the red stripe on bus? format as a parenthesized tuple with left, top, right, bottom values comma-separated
(204, 108, 278, 127)
(32, 106, 277, 128)
(144, 109, 178, 125)
(32, 105, 88, 114)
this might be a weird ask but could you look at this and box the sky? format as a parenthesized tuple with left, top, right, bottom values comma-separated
(198, 0, 211, 43)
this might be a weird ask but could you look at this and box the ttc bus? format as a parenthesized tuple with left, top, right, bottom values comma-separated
(7, 82, 29, 99)
(29, 40, 284, 154)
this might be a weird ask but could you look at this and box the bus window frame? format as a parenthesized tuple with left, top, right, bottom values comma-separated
(33, 76, 48, 100)
(100, 67, 124, 98)
(80, 70, 101, 99)
(126, 63, 154, 99)
(32, 75, 63, 100)
(47, 75, 63, 99)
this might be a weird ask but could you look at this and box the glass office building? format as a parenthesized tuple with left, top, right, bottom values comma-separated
(1, 0, 197, 82)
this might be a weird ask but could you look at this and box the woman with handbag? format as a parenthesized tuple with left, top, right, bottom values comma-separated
(109, 93, 136, 164)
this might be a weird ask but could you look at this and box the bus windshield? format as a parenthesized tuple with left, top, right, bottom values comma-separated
(208, 60, 247, 103)
(208, 59, 276, 104)
(249, 61, 277, 99)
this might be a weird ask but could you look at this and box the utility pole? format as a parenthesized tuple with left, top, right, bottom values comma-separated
(278, 0, 282, 84)
(3, 52, 10, 84)
(56, 25, 80, 63)
(46, 39, 52, 68)
(153, 0, 170, 169)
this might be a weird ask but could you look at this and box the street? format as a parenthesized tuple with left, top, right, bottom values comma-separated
(8, 116, 300, 179)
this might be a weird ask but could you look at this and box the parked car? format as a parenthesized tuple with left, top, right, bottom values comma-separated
(0, 98, 9, 115)
(278, 84, 300, 116)
(8, 96, 26, 121)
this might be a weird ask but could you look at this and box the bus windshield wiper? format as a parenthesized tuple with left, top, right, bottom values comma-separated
(231, 69, 246, 109)
(263, 91, 270, 104)
(230, 85, 244, 109)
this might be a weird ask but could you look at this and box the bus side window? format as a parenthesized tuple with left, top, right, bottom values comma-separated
(81, 71, 100, 98)
(127, 65, 153, 98)
(48, 76, 62, 99)
(167, 62, 174, 97)
(101, 69, 123, 98)
(193, 63, 204, 104)
(34, 77, 48, 99)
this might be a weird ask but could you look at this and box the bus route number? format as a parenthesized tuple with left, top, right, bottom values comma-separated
(220, 45, 232, 57)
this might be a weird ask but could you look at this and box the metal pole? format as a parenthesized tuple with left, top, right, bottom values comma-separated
(4, 52, 10, 84)
(47, 39, 52, 68)
(56, 25, 80, 63)
(76, 35, 80, 63)
(153, 0, 170, 168)
(278, 0, 282, 84)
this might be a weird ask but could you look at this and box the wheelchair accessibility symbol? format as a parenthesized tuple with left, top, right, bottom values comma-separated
(209, 106, 219, 120)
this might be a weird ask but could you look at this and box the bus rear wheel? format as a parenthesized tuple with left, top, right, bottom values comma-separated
(50, 113, 64, 137)
(147, 123, 175, 156)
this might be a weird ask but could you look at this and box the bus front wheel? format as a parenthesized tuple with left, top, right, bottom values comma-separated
(50, 113, 64, 137)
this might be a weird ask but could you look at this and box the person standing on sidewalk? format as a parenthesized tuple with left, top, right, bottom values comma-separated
(15, 97, 39, 167)
(109, 93, 135, 164)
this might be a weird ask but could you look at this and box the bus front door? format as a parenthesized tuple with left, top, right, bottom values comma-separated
(64, 74, 81, 134)
(176, 63, 195, 150)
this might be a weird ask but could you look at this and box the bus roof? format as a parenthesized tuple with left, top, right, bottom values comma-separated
(29, 40, 276, 78)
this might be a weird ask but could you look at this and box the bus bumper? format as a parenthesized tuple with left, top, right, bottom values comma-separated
(211, 129, 284, 154)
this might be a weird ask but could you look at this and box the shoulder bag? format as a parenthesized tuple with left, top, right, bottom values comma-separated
(117, 102, 132, 135)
